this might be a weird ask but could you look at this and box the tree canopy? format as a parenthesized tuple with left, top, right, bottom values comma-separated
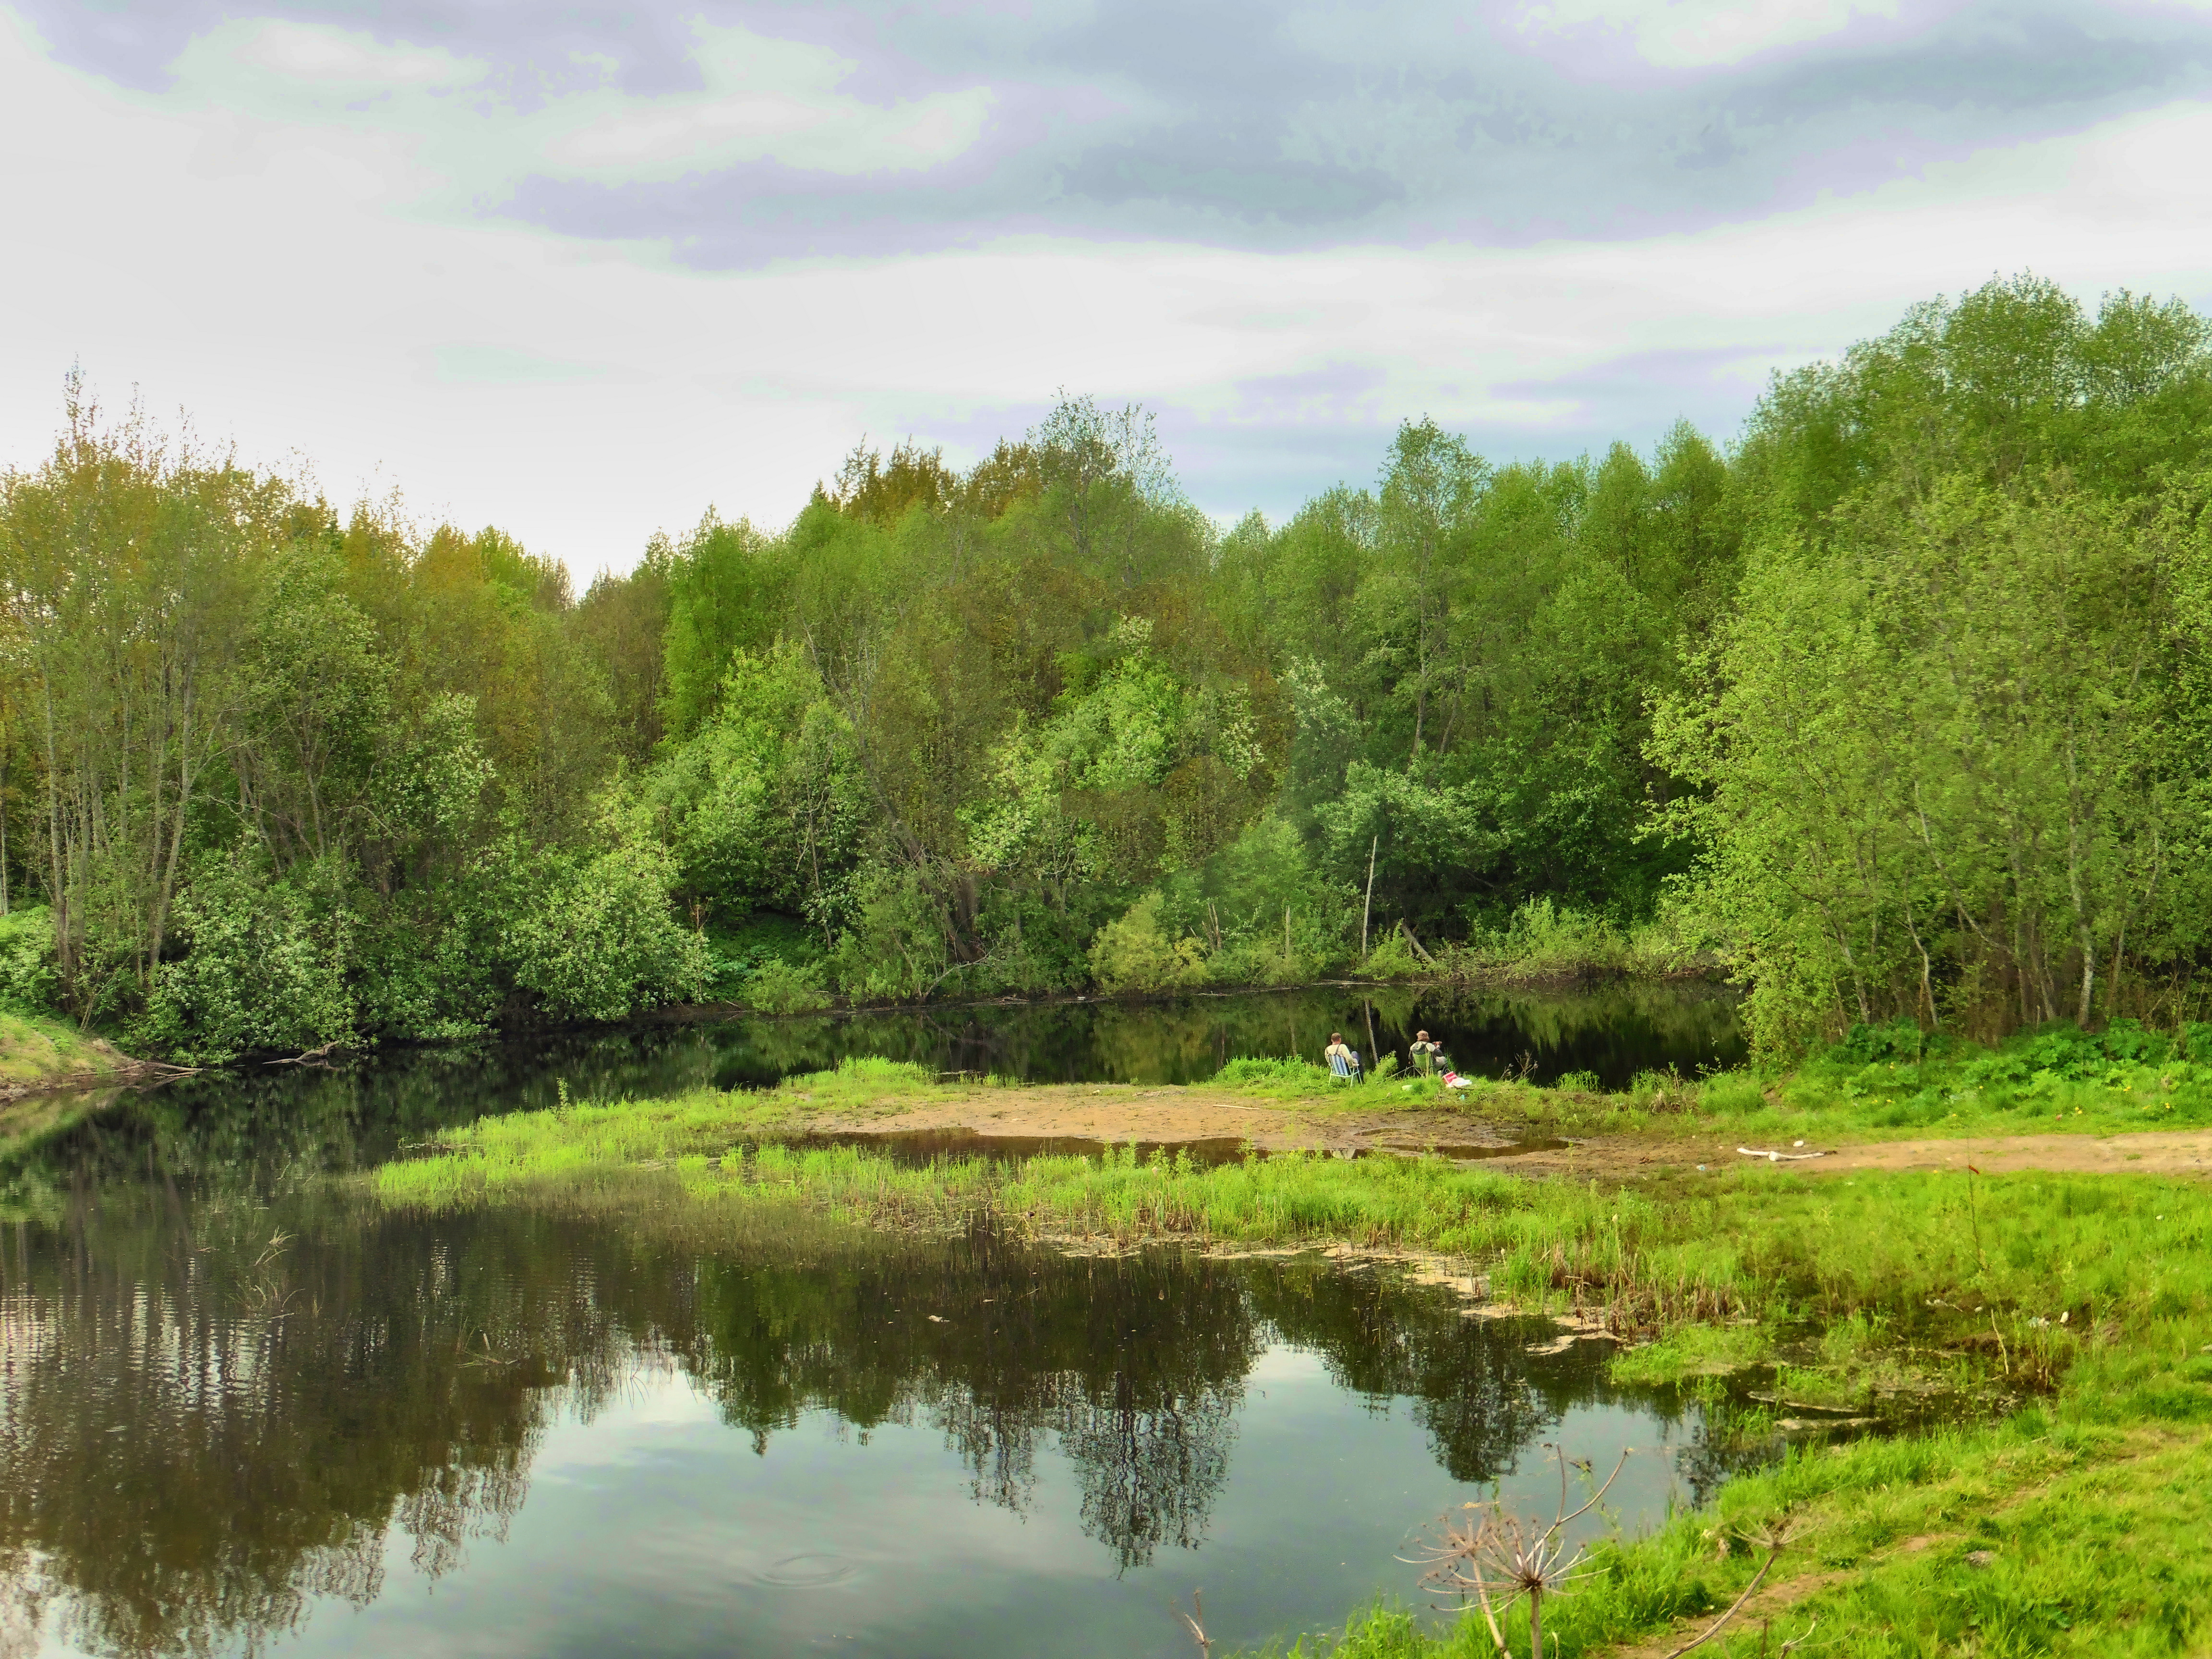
(5, 278, 2208, 1059)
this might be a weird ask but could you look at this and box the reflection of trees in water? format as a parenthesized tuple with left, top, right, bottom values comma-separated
(675, 1230, 1256, 1567)
(1245, 1262, 1699, 1485)
(1062, 1380, 1237, 1571)
(0, 1187, 1271, 1653)
(0, 1197, 569, 1659)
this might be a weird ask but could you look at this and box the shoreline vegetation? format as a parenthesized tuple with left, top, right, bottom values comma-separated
(368, 1054, 2212, 1659)
(0, 1007, 152, 1099)
(5, 276, 2211, 1069)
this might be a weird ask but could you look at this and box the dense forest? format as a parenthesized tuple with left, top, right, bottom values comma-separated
(3, 273, 2210, 1061)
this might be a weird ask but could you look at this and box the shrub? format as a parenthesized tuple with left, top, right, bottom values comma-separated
(744, 958, 831, 1015)
(1089, 893, 1207, 993)
(829, 867, 951, 1002)
(1360, 926, 1421, 979)
(139, 850, 356, 1062)
(0, 906, 57, 1014)
(510, 837, 711, 1022)
(1463, 897, 1632, 977)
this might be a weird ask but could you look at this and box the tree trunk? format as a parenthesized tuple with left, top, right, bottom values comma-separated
(1360, 835, 1378, 959)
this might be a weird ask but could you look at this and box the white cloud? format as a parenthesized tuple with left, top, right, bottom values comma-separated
(1509, 0, 1912, 68)
(231, 19, 476, 87)
(0, 8, 2207, 574)
(546, 24, 994, 176)
(160, 16, 992, 195)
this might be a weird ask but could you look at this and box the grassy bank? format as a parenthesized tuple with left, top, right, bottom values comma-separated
(1326, 1016, 2212, 1142)
(1258, 1407, 2210, 1658)
(375, 1058, 2207, 1392)
(0, 1008, 137, 1093)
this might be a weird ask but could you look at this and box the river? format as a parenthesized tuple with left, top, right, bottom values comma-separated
(0, 983, 1754, 1659)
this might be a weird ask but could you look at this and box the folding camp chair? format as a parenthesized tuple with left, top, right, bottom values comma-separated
(1328, 1050, 1363, 1082)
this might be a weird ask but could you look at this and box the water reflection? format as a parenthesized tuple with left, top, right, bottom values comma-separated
(0, 1173, 1755, 1659)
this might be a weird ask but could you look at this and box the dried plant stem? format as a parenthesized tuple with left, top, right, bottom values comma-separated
(1658, 1549, 1778, 1659)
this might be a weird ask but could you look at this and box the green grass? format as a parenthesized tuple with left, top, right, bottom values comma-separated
(1248, 1411, 2212, 1658)
(1201, 1019, 2212, 1142)
(1463, 1017, 2212, 1142)
(0, 1007, 130, 1086)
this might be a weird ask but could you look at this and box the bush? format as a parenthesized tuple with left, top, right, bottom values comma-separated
(0, 907, 57, 1014)
(743, 958, 831, 1014)
(511, 837, 711, 1022)
(1360, 925, 1421, 979)
(139, 850, 355, 1063)
(830, 867, 951, 1002)
(1828, 1017, 1933, 1065)
(1088, 893, 1207, 993)
(703, 913, 826, 1000)
(1463, 897, 1631, 976)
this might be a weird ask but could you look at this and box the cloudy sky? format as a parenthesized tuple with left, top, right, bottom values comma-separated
(3, 0, 2209, 575)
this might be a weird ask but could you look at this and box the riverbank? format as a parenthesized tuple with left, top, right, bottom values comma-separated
(368, 1058, 2212, 1659)
(370, 1059, 2208, 1380)
(0, 1009, 154, 1102)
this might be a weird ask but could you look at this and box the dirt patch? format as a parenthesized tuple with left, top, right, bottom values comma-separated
(809, 1085, 2212, 1180)
(1805, 1130, 2212, 1178)
(816, 1084, 1561, 1160)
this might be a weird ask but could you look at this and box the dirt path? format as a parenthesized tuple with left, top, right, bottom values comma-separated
(818, 1084, 2212, 1179)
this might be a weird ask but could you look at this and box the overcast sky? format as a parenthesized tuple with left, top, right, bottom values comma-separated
(3, 0, 2209, 577)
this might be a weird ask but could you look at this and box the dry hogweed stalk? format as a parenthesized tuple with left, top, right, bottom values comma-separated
(1662, 1514, 1798, 1659)
(1406, 1444, 1628, 1659)
(1171, 1588, 1212, 1656)
(1409, 1447, 1794, 1659)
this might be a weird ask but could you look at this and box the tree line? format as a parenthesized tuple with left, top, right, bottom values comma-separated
(3, 273, 2209, 1060)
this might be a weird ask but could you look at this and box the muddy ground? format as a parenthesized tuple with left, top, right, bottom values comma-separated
(816, 1082, 2212, 1180)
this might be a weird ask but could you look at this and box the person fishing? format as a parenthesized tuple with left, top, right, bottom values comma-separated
(1323, 1032, 1361, 1080)
(1408, 1030, 1443, 1075)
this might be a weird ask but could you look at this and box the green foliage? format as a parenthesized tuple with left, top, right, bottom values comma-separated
(14, 280, 2212, 1058)
(508, 830, 710, 1023)
(139, 848, 356, 1063)
(0, 906, 57, 1014)
(1088, 893, 1208, 993)
(828, 866, 951, 1003)
(1662, 277, 2212, 1055)
(649, 640, 868, 931)
(742, 958, 832, 1015)
(1462, 898, 1633, 975)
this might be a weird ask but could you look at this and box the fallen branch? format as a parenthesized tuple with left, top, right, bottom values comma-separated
(266, 1040, 346, 1067)
(1737, 1146, 1826, 1162)
(1399, 919, 1440, 969)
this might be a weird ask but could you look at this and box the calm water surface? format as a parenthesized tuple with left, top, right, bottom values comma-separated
(0, 987, 1755, 1659)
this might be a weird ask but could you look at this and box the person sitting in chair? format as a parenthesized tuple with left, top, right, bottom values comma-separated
(1408, 1031, 1443, 1075)
(1323, 1033, 1362, 1079)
